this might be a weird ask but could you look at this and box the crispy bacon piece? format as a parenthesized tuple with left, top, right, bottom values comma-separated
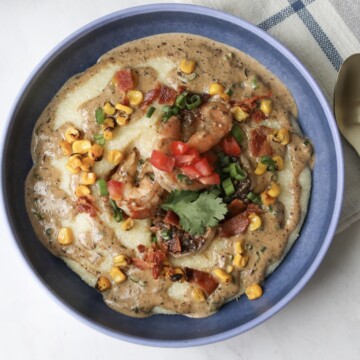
(158, 84, 177, 104)
(137, 244, 146, 253)
(113, 69, 136, 91)
(167, 234, 182, 254)
(184, 268, 219, 296)
(76, 196, 98, 217)
(228, 199, 247, 217)
(132, 244, 167, 280)
(249, 126, 273, 157)
(251, 109, 266, 123)
(238, 93, 271, 106)
(163, 210, 180, 226)
(219, 213, 250, 237)
(142, 83, 161, 107)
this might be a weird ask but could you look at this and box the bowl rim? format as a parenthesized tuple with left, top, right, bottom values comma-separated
(1, 3, 344, 347)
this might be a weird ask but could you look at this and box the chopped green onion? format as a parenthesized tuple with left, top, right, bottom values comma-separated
(148, 173, 155, 182)
(222, 178, 235, 196)
(219, 155, 230, 167)
(185, 94, 201, 110)
(93, 133, 105, 146)
(229, 163, 247, 180)
(95, 107, 105, 124)
(260, 156, 276, 172)
(175, 91, 188, 109)
(222, 166, 230, 173)
(231, 124, 245, 144)
(151, 234, 158, 243)
(177, 173, 192, 184)
(161, 230, 171, 240)
(96, 179, 109, 196)
(146, 106, 156, 118)
(226, 88, 233, 96)
(251, 77, 259, 90)
(162, 105, 178, 123)
(247, 191, 262, 205)
(109, 199, 123, 222)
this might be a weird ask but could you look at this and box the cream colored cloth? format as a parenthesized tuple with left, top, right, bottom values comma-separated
(178, 0, 360, 232)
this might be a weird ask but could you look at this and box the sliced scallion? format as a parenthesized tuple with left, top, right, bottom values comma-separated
(229, 163, 247, 180)
(185, 94, 201, 110)
(231, 124, 245, 144)
(226, 88, 233, 96)
(222, 178, 235, 196)
(96, 179, 109, 196)
(146, 106, 156, 118)
(175, 91, 188, 109)
(247, 191, 262, 205)
(161, 230, 171, 240)
(251, 77, 259, 90)
(95, 107, 105, 124)
(260, 155, 276, 172)
(109, 199, 123, 222)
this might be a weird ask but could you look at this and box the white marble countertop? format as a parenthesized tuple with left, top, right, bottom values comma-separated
(1, 1, 360, 359)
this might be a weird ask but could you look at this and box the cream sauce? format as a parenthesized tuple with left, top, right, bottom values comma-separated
(25, 33, 313, 317)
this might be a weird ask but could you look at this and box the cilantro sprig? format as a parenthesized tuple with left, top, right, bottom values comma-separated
(161, 190, 227, 236)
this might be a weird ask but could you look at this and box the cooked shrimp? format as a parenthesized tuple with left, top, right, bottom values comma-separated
(186, 101, 232, 153)
(153, 101, 232, 192)
(112, 148, 164, 219)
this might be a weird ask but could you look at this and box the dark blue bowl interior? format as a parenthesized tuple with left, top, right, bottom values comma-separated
(2, 5, 342, 346)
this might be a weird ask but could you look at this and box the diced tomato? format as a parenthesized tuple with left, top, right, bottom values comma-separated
(198, 173, 220, 185)
(221, 135, 241, 156)
(113, 69, 136, 91)
(107, 180, 124, 201)
(180, 164, 202, 179)
(193, 158, 213, 176)
(174, 154, 198, 167)
(163, 210, 180, 226)
(171, 141, 189, 155)
(185, 148, 201, 162)
(158, 84, 177, 104)
(150, 150, 175, 173)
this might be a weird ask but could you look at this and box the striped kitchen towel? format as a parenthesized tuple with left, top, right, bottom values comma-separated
(180, 0, 360, 232)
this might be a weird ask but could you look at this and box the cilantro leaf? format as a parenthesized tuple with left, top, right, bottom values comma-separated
(161, 190, 227, 236)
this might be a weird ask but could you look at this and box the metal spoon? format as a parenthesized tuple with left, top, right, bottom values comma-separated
(334, 53, 360, 155)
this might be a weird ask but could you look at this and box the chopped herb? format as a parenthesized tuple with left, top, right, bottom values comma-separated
(251, 76, 259, 90)
(177, 173, 192, 184)
(33, 211, 43, 221)
(161, 230, 171, 240)
(146, 106, 156, 118)
(151, 234, 158, 243)
(226, 88, 233, 96)
(95, 107, 105, 124)
(247, 191, 262, 205)
(109, 199, 123, 222)
(161, 190, 227, 236)
(128, 275, 147, 287)
(45, 228, 52, 237)
(96, 179, 109, 196)
(93, 133, 105, 146)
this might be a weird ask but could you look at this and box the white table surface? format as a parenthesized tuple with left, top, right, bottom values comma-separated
(1, 1, 360, 359)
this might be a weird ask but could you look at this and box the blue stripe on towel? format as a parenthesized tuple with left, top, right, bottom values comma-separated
(258, 0, 343, 71)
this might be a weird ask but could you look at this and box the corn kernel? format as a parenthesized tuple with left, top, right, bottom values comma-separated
(220, 93, 230, 102)
(233, 253, 249, 269)
(81, 172, 97, 185)
(66, 164, 80, 174)
(75, 185, 90, 197)
(64, 126, 81, 143)
(192, 288, 206, 302)
(116, 114, 128, 126)
(107, 150, 123, 165)
(103, 128, 113, 140)
(59, 140, 72, 156)
(226, 265, 234, 273)
(180, 59, 196, 74)
(109, 266, 127, 284)
(248, 213, 262, 231)
(57, 227, 74, 245)
(261, 191, 276, 206)
(121, 218, 134, 231)
(95, 276, 111, 292)
(255, 161, 267, 175)
(80, 157, 94, 172)
(209, 83, 225, 96)
(272, 155, 284, 171)
(67, 154, 82, 170)
(101, 118, 116, 131)
(268, 182, 281, 198)
(72, 140, 91, 154)
(260, 99, 273, 116)
(115, 103, 133, 115)
(88, 144, 104, 161)
(103, 102, 116, 116)
(113, 254, 128, 267)
(272, 128, 290, 145)
(231, 106, 249, 122)
(235, 240, 245, 254)
(213, 268, 232, 283)
(127, 90, 144, 106)
(245, 283, 263, 300)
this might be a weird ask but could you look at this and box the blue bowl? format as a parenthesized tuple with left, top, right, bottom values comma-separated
(1, 4, 343, 347)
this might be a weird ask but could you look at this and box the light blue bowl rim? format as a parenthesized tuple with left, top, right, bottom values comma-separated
(1, 3, 344, 347)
